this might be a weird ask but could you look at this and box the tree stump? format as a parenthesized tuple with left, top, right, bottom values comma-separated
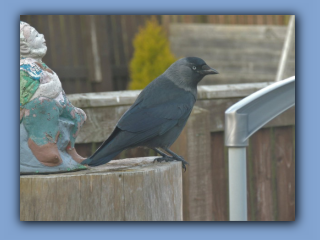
(20, 157, 183, 221)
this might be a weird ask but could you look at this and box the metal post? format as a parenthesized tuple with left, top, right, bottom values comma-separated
(228, 147, 247, 221)
(224, 76, 295, 221)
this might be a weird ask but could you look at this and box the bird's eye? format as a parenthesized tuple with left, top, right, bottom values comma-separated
(192, 66, 196, 70)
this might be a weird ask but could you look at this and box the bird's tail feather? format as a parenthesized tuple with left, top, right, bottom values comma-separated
(81, 127, 160, 166)
(82, 150, 122, 166)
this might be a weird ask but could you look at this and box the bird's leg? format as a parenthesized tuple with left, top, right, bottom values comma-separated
(153, 148, 171, 158)
(152, 148, 174, 163)
(164, 148, 189, 171)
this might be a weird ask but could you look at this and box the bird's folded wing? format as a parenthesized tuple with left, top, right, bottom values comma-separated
(117, 95, 194, 134)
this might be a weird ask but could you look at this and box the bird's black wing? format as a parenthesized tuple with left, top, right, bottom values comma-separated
(117, 90, 195, 136)
(86, 78, 196, 166)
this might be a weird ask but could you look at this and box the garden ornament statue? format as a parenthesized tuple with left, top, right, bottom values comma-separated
(20, 21, 87, 174)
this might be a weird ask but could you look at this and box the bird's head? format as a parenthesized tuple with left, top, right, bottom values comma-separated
(164, 57, 219, 92)
(182, 57, 219, 82)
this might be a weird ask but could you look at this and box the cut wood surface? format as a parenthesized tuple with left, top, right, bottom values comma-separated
(20, 157, 183, 221)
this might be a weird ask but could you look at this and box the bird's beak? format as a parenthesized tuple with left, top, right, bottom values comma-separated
(200, 64, 219, 75)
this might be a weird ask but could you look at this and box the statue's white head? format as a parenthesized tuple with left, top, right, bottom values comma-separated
(20, 21, 47, 61)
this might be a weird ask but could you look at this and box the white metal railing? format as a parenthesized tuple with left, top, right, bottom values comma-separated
(224, 76, 295, 221)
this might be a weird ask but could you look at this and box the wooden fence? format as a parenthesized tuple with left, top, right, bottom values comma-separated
(170, 24, 295, 85)
(68, 82, 295, 221)
(20, 15, 289, 94)
(20, 15, 158, 93)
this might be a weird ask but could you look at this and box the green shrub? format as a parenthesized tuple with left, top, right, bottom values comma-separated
(128, 17, 177, 90)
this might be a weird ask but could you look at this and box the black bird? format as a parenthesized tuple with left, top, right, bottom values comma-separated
(82, 57, 218, 170)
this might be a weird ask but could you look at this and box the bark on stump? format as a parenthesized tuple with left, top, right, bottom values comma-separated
(20, 157, 183, 221)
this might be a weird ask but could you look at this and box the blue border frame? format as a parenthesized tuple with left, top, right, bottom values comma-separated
(3, 1, 320, 239)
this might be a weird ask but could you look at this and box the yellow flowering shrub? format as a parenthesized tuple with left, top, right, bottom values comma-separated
(129, 18, 177, 90)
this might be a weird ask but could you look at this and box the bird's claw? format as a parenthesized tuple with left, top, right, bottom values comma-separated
(154, 156, 174, 163)
(153, 156, 188, 172)
(182, 163, 187, 172)
(179, 157, 188, 172)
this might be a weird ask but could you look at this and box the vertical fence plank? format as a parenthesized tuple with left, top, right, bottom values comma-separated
(161, 15, 171, 35)
(81, 15, 95, 89)
(238, 15, 245, 24)
(120, 15, 130, 67)
(207, 15, 215, 24)
(266, 15, 274, 25)
(96, 15, 114, 91)
(124, 15, 136, 59)
(247, 136, 255, 220)
(247, 15, 254, 24)
(105, 15, 115, 71)
(248, 128, 275, 221)
(59, 15, 68, 67)
(278, 15, 284, 25)
(217, 15, 224, 24)
(211, 132, 229, 221)
(274, 126, 295, 221)
(78, 15, 93, 93)
(171, 107, 213, 221)
(183, 15, 193, 23)
(110, 15, 121, 67)
(69, 15, 79, 68)
(256, 15, 264, 25)
(47, 15, 59, 68)
(65, 15, 76, 93)
(115, 15, 127, 67)
(229, 15, 236, 24)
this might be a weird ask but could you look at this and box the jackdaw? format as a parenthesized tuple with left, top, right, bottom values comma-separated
(82, 57, 218, 170)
